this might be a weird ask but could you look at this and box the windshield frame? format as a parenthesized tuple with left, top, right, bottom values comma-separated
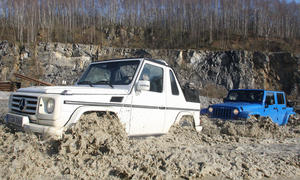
(76, 59, 141, 87)
(225, 90, 264, 103)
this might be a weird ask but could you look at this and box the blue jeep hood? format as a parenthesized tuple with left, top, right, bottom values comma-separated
(211, 102, 263, 111)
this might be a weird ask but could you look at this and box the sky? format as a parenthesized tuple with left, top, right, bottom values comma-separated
(286, 0, 300, 3)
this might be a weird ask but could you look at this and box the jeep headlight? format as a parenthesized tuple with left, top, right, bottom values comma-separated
(208, 107, 213, 113)
(46, 98, 55, 113)
(233, 108, 239, 115)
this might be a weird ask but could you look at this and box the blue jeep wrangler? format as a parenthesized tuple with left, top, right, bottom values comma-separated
(202, 89, 296, 125)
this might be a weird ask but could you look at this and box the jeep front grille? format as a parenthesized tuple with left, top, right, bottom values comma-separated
(212, 107, 233, 119)
(11, 95, 38, 115)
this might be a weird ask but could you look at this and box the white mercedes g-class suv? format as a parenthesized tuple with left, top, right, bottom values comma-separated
(5, 58, 201, 137)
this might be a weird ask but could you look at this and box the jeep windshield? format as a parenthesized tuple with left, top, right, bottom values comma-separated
(225, 90, 264, 103)
(77, 60, 140, 86)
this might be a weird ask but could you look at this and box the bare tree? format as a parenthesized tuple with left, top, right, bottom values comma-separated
(0, 0, 299, 49)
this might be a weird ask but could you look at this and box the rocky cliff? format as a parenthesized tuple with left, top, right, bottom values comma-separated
(0, 41, 299, 98)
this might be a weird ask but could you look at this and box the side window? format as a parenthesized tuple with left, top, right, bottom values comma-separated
(139, 64, 163, 93)
(265, 92, 275, 105)
(169, 70, 179, 95)
(277, 93, 285, 104)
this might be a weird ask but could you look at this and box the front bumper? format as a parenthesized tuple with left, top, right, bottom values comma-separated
(4, 113, 64, 138)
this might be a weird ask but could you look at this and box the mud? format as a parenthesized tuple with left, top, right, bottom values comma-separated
(0, 109, 299, 179)
(0, 100, 8, 123)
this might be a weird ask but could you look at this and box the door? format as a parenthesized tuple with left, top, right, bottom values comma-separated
(264, 92, 278, 123)
(276, 93, 286, 125)
(130, 63, 166, 135)
(164, 69, 186, 132)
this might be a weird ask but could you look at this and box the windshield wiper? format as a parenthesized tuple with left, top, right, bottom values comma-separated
(94, 80, 114, 88)
(77, 81, 93, 87)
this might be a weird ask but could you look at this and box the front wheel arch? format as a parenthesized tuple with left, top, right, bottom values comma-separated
(252, 114, 261, 120)
(64, 106, 120, 128)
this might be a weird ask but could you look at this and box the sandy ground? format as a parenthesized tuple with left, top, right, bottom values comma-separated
(0, 93, 299, 179)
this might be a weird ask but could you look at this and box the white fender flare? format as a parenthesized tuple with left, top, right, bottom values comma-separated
(174, 111, 202, 132)
(174, 111, 194, 124)
(64, 106, 120, 127)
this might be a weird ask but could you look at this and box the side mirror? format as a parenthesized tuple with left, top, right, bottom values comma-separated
(265, 104, 269, 108)
(136, 80, 150, 91)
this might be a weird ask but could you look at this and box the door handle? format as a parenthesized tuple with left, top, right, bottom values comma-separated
(274, 108, 278, 110)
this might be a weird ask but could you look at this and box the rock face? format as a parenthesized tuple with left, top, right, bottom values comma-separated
(0, 41, 299, 98)
(180, 50, 300, 98)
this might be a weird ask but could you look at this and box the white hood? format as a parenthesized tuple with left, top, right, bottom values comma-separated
(16, 86, 129, 95)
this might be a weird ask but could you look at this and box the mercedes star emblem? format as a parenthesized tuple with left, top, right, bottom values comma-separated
(19, 98, 26, 111)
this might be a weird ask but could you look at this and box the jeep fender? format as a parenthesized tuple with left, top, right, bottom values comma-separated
(282, 111, 296, 125)
(239, 111, 252, 119)
(64, 106, 121, 128)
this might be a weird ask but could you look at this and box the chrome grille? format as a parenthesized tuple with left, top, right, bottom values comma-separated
(212, 107, 233, 119)
(11, 95, 38, 115)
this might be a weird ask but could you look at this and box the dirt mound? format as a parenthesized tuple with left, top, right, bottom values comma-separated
(0, 100, 8, 123)
(0, 126, 60, 179)
(201, 116, 299, 141)
(287, 114, 300, 134)
(59, 112, 129, 156)
(51, 113, 206, 179)
(0, 112, 299, 179)
(0, 112, 131, 179)
(53, 112, 132, 179)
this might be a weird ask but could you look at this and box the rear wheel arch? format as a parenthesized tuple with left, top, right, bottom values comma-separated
(174, 112, 196, 128)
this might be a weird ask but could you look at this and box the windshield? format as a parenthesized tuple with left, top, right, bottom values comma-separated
(77, 60, 140, 86)
(226, 90, 264, 103)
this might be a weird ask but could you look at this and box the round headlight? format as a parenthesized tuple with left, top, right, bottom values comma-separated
(233, 108, 239, 115)
(208, 107, 213, 113)
(46, 99, 55, 113)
